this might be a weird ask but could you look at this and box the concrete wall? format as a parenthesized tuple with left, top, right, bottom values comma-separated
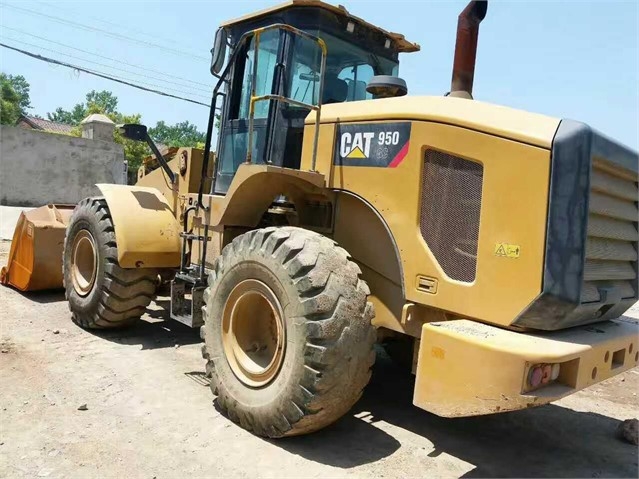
(0, 126, 126, 207)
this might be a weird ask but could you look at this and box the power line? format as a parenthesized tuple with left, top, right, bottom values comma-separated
(1, 3, 209, 62)
(32, 0, 199, 55)
(0, 42, 210, 108)
(1, 34, 211, 98)
(2, 26, 212, 88)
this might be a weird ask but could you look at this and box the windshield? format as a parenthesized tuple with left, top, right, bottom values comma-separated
(288, 31, 399, 106)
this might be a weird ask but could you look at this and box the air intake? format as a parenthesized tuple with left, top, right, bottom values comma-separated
(420, 150, 484, 282)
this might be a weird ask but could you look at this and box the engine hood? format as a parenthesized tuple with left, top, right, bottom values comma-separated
(310, 96, 561, 149)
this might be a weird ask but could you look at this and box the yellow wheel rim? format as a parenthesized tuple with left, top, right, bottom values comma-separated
(71, 230, 97, 296)
(222, 279, 286, 387)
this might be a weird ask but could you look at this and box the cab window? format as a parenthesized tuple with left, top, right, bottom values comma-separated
(287, 31, 398, 106)
(338, 63, 375, 101)
(238, 30, 279, 119)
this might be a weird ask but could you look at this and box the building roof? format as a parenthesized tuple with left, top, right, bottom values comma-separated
(18, 115, 75, 135)
(220, 0, 420, 53)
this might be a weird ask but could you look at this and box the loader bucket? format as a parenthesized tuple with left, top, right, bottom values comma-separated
(0, 204, 75, 291)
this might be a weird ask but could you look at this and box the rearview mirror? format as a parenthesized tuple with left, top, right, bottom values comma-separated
(117, 123, 176, 183)
(117, 123, 148, 142)
(299, 72, 320, 81)
(210, 28, 227, 75)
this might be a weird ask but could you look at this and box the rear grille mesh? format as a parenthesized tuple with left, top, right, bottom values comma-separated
(420, 150, 483, 283)
(581, 161, 639, 303)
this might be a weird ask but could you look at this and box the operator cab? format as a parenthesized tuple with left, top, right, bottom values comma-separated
(211, 0, 419, 194)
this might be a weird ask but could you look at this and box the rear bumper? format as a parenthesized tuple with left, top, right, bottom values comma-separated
(413, 317, 639, 417)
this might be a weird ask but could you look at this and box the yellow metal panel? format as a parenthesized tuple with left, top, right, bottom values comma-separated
(308, 96, 560, 149)
(413, 319, 639, 417)
(194, 164, 326, 228)
(96, 184, 181, 268)
(136, 147, 214, 217)
(313, 120, 550, 327)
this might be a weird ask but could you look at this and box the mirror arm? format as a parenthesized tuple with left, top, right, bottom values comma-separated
(144, 133, 176, 184)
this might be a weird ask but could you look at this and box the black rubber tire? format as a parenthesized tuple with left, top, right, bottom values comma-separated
(63, 197, 158, 329)
(201, 226, 376, 438)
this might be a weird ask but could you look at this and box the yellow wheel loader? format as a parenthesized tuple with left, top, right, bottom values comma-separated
(5, 0, 638, 437)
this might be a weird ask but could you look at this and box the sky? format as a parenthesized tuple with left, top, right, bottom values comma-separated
(0, 0, 637, 149)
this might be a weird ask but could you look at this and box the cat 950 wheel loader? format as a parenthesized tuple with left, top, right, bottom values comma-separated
(7, 0, 639, 437)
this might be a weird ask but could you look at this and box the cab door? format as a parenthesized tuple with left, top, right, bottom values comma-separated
(214, 29, 281, 194)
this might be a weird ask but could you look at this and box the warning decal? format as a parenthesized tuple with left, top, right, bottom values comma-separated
(494, 243, 521, 258)
(334, 122, 411, 167)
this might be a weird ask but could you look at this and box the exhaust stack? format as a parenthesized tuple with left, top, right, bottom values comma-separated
(450, 0, 488, 99)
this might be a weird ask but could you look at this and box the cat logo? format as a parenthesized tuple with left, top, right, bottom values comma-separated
(340, 132, 375, 159)
(333, 122, 411, 168)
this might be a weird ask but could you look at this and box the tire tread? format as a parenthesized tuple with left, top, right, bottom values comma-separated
(201, 226, 375, 437)
(63, 197, 158, 329)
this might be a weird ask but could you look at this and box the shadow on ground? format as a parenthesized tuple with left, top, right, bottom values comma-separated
(273, 352, 638, 477)
(49, 286, 636, 476)
(21, 289, 66, 304)
(88, 298, 201, 350)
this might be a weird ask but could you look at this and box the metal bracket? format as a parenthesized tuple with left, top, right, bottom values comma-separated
(170, 278, 205, 328)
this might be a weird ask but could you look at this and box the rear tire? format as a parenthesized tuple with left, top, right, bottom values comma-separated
(63, 197, 158, 329)
(201, 226, 376, 437)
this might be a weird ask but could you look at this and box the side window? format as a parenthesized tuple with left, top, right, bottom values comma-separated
(338, 64, 374, 101)
(238, 29, 279, 119)
(288, 35, 323, 106)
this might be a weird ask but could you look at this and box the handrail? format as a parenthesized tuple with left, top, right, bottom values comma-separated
(246, 24, 327, 171)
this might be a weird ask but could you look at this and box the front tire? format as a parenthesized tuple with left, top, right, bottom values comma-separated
(201, 227, 376, 437)
(63, 197, 158, 329)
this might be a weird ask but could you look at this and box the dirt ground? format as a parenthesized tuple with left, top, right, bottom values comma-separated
(0, 241, 637, 479)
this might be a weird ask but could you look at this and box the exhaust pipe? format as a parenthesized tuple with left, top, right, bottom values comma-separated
(449, 0, 488, 99)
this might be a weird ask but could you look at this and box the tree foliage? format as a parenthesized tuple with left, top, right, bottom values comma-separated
(48, 90, 119, 125)
(0, 73, 32, 125)
(0, 77, 20, 125)
(47, 105, 87, 125)
(149, 120, 206, 148)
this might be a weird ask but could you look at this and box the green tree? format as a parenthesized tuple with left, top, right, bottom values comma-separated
(86, 90, 118, 115)
(47, 105, 86, 125)
(0, 73, 32, 124)
(148, 120, 206, 147)
(48, 90, 119, 125)
(0, 77, 21, 125)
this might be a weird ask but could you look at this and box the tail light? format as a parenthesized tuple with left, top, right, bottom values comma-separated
(526, 363, 561, 391)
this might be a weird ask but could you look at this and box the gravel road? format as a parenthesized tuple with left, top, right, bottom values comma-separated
(1, 241, 637, 478)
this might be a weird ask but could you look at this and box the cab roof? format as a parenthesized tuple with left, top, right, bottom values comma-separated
(220, 0, 420, 53)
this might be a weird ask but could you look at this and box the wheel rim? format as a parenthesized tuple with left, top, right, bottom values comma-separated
(71, 229, 97, 296)
(222, 279, 286, 387)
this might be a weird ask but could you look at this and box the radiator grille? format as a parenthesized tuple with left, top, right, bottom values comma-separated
(420, 150, 483, 282)
(581, 161, 639, 303)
